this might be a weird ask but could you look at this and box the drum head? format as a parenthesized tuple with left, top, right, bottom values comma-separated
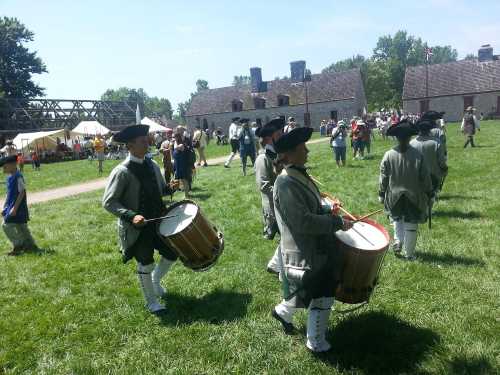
(335, 220, 389, 251)
(159, 201, 198, 237)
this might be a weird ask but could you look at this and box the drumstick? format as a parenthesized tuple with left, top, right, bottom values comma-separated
(353, 209, 384, 223)
(309, 175, 324, 186)
(143, 214, 179, 223)
(337, 206, 376, 246)
(338, 206, 357, 221)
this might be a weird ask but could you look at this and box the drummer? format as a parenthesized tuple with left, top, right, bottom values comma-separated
(103, 124, 177, 315)
(254, 118, 284, 274)
(378, 119, 433, 260)
(271, 127, 353, 353)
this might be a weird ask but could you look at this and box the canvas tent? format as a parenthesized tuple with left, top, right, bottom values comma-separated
(141, 117, 168, 133)
(72, 121, 110, 136)
(13, 129, 66, 153)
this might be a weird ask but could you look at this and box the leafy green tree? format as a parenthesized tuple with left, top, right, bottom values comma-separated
(233, 75, 251, 87)
(322, 54, 368, 87)
(175, 79, 210, 123)
(196, 79, 209, 92)
(101, 87, 172, 119)
(0, 17, 47, 98)
(464, 53, 476, 60)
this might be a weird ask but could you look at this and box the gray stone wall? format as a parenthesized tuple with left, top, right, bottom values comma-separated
(186, 99, 363, 134)
(404, 91, 500, 122)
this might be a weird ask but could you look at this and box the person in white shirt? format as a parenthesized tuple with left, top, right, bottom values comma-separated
(224, 117, 241, 168)
(193, 125, 208, 167)
(283, 117, 297, 133)
(1, 141, 17, 157)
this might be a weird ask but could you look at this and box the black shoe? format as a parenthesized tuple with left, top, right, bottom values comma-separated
(266, 267, 279, 277)
(272, 308, 295, 335)
(224, 165, 230, 168)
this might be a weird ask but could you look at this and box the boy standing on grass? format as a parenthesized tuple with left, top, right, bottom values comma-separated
(1, 155, 39, 256)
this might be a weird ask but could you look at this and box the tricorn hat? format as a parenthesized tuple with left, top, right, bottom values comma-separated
(239, 118, 249, 124)
(386, 119, 418, 138)
(0, 155, 18, 167)
(232, 117, 241, 122)
(465, 106, 475, 112)
(421, 111, 445, 121)
(416, 119, 435, 131)
(274, 127, 313, 153)
(113, 124, 149, 143)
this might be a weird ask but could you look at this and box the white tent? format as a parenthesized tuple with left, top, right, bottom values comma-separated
(141, 117, 168, 133)
(72, 121, 110, 136)
(13, 129, 66, 152)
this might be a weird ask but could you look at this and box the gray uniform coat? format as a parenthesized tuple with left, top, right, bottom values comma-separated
(102, 156, 167, 253)
(255, 149, 277, 237)
(379, 146, 433, 223)
(410, 135, 447, 189)
(274, 166, 344, 308)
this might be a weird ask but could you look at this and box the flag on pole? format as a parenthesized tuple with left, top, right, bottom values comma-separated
(135, 103, 141, 125)
(425, 47, 433, 62)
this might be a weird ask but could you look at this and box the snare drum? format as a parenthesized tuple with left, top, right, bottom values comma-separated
(158, 200, 224, 271)
(334, 218, 389, 304)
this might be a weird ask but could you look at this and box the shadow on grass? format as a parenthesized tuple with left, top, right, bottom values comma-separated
(438, 194, 480, 201)
(416, 252, 485, 267)
(448, 355, 494, 375)
(433, 210, 482, 219)
(159, 289, 252, 326)
(319, 311, 439, 375)
(190, 193, 212, 201)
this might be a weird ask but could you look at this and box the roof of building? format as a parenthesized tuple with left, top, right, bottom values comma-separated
(187, 69, 364, 116)
(403, 59, 500, 100)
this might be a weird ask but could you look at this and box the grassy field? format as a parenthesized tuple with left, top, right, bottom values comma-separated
(0, 122, 498, 374)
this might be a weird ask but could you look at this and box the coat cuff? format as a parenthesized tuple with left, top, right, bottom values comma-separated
(331, 215, 344, 231)
(121, 210, 137, 223)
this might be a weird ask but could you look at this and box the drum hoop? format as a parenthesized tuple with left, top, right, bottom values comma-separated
(160, 199, 199, 237)
(336, 216, 390, 253)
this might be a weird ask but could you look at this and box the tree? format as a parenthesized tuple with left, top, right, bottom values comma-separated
(196, 79, 209, 92)
(233, 75, 251, 87)
(464, 53, 476, 60)
(175, 79, 210, 123)
(101, 87, 172, 119)
(0, 17, 47, 98)
(322, 54, 368, 87)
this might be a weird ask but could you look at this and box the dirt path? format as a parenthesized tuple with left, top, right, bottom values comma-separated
(6, 137, 329, 206)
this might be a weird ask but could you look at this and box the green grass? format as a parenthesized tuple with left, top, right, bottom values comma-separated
(0, 123, 498, 374)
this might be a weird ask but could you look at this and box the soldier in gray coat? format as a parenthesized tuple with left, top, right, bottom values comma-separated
(271, 127, 352, 353)
(103, 125, 177, 315)
(255, 118, 285, 274)
(254, 118, 284, 274)
(379, 120, 433, 260)
(411, 117, 448, 197)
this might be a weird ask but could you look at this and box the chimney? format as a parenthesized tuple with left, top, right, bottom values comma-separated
(250, 67, 263, 93)
(290, 60, 306, 83)
(478, 44, 494, 62)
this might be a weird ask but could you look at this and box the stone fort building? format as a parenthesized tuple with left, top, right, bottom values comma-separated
(403, 45, 500, 122)
(186, 61, 367, 133)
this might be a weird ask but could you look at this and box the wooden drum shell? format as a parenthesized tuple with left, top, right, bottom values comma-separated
(159, 200, 223, 271)
(334, 218, 389, 304)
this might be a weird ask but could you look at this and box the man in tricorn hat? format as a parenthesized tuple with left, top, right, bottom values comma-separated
(254, 118, 284, 274)
(411, 115, 448, 198)
(103, 124, 177, 315)
(461, 106, 480, 148)
(379, 120, 433, 260)
(270, 127, 352, 353)
(421, 111, 447, 155)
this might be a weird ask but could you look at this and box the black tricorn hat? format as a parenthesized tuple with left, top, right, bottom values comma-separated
(239, 118, 250, 124)
(274, 127, 313, 153)
(265, 117, 286, 129)
(256, 123, 280, 138)
(0, 155, 18, 167)
(386, 119, 418, 138)
(113, 124, 149, 143)
(416, 119, 435, 131)
(232, 117, 241, 122)
(421, 111, 445, 122)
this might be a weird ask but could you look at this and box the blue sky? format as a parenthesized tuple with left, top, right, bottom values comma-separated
(2, 0, 499, 109)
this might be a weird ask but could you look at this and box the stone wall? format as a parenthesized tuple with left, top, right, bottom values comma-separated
(186, 99, 364, 134)
(404, 91, 500, 122)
